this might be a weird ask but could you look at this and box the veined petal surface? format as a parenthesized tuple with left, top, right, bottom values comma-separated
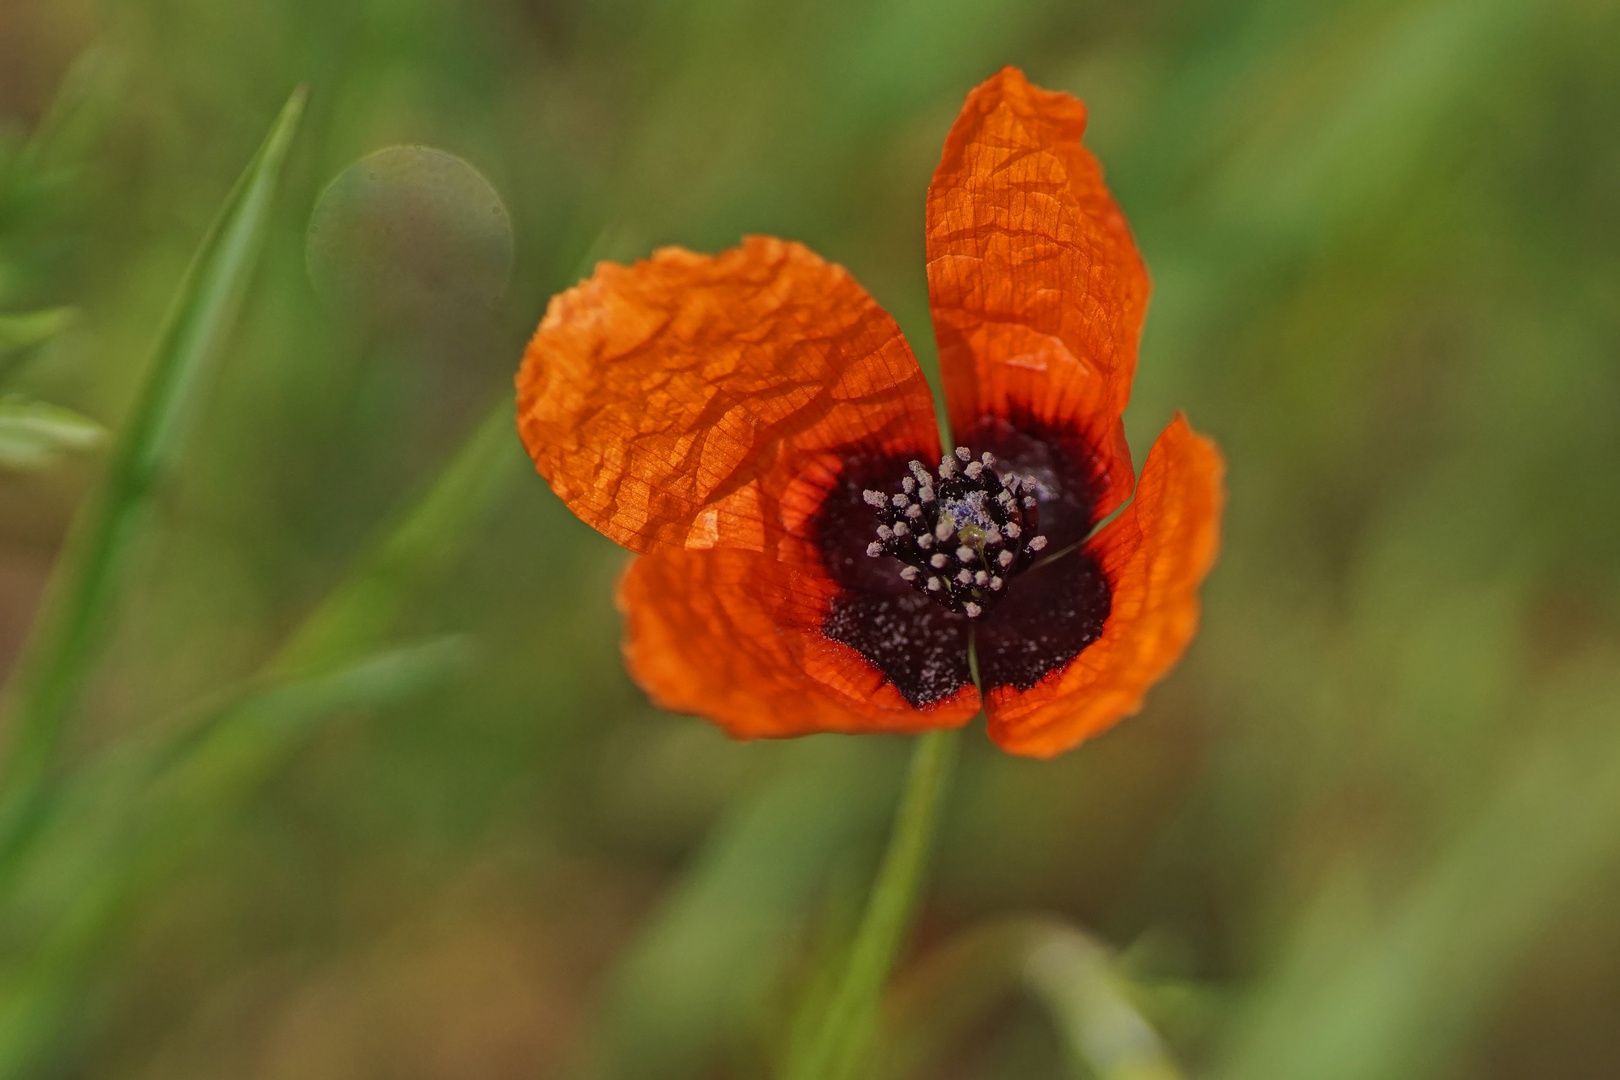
(986, 415, 1224, 757)
(619, 547, 981, 738)
(518, 236, 942, 555)
(927, 66, 1148, 527)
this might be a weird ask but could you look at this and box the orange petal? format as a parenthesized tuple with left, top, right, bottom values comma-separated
(619, 546, 981, 739)
(984, 415, 1224, 758)
(517, 236, 942, 555)
(926, 66, 1148, 524)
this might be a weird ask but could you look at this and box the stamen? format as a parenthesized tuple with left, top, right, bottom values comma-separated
(858, 445, 1042, 618)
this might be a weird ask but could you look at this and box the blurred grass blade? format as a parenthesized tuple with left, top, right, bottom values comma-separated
(272, 392, 523, 672)
(0, 635, 469, 1080)
(0, 309, 76, 385)
(0, 308, 74, 354)
(879, 918, 1184, 1080)
(1025, 928, 1185, 1080)
(1210, 664, 1620, 1080)
(0, 398, 105, 472)
(6, 48, 127, 187)
(0, 87, 307, 821)
(143, 635, 471, 819)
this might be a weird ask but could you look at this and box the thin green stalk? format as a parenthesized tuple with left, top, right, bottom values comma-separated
(271, 393, 521, 673)
(0, 87, 307, 852)
(786, 725, 962, 1080)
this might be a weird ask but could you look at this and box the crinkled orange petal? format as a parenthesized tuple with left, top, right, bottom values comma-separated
(926, 66, 1149, 521)
(986, 415, 1224, 758)
(618, 546, 981, 739)
(516, 236, 942, 555)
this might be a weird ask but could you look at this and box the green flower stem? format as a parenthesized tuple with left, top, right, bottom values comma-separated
(788, 725, 962, 1080)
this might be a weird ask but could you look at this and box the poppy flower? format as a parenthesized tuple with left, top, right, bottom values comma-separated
(516, 67, 1224, 757)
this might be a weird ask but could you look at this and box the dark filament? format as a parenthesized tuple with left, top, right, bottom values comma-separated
(860, 447, 1048, 618)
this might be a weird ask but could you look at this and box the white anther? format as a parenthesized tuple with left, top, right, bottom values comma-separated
(984, 527, 1001, 544)
(964, 461, 984, 479)
(956, 569, 973, 585)
(955, 446, 972, 462)
(909, 460, 930, 480)
(1005, 475, 1021, 492)
(877, 525, 893, 540)
(917, 533, 934, 550)
(892, 522, 909, 537)
(974, 570, 989, 586)
(918, 485, 936, 503)
(935, 521, 954, 542)
(1004, 521, 1021, 538)
(902, 477, 915, 494)
(891, 493, 909, 508)
(866, 542, 883, 557)
(997, 491, 1015, 507)
(905, 504, 922, 520)
(1023, 496, 1038, 509)
(927, 576, 942, 591)
(900, 566, 919, 582)
(998, 550, 1015, 567)
(930, 553, 949, 569)
(1028, 535, 1048, 552)
(964, 602, 983, 618)
(956, 545, 975, 562)
(863, 489, 885, 507)
(990, 576, 1004, 590)
(938, 458, 957, 478)
(981, 452, 995, 466)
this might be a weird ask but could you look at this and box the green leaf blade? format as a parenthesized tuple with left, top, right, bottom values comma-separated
(0, 87, 309, 842)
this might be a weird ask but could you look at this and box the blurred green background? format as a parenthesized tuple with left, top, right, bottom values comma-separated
(1, 0, 1619, 1077)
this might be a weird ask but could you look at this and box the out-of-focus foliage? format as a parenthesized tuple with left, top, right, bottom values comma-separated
(0, 1, 1616, 1078)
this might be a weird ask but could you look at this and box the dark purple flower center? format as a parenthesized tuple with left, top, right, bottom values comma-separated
(859, 447, 1048, 618)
